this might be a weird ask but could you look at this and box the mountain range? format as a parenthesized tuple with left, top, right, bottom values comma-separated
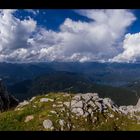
(0, 62, 140, 130)
(0, 62, 139, 105)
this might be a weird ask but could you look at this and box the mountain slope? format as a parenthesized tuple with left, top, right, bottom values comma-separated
(0, 92, 140, 131)
(2, 62, 140, 87)
(0, 79, 19, 112)
(8, 71, 137, 106)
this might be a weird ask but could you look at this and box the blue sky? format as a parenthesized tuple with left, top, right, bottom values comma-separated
(14, 10, 92, 31)
(127, 10, 140, 33)
(0, 9, 140, 63)
(13, 9, 139, 33)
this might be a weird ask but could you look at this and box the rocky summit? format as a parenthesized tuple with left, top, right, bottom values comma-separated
(0, 79, 19, 112)
(0, 92, 140, 131)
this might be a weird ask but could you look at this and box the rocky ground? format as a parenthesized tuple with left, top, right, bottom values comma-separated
(0, 92, 140, 131)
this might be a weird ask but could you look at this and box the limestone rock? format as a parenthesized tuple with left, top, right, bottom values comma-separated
(59, 119, 65, 126)
(43, 119, 53, 129)
(63, 102, 70, 107)
(59, 119, 65, 131)
(25, 115, 34, 123)
(72, 108, 84, 116)
(40, 98, 54, 102)
(72, 94, 81, 101)
(30, 97, 36, 102)
(81, 93, 99, 102)
(52, 104, 56, 107)
(136, 98, 140, 108)
(71, 100, 83, 108)
(50, 110, 57, 114)
(17, 100, 29, 108)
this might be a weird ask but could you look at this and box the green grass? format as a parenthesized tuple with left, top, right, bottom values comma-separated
(0, 92, 140, 131)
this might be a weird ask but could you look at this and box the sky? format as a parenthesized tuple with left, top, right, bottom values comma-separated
(1, 9, 140, 63)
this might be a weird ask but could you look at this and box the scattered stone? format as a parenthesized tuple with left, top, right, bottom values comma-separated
(95, 101, 102, 112)
(57, 104, 63, 107)
(83, 112, 89, 117)
(109, 114, 114, 118)
(59, 119, 65, 126)
(92, 93, 99, 101)
(57, 101, 63, 104)
(72, 94, 81, 101)
(94, 117, 97, 120)
(40, 98, 48, 102)
(43, 119, 53, 130)
(17, 100, 29, 108)
(88, 108, 92, 114)
(33, 105, 36, 108)
(116, 117, 119, 120)
(40, 98, 54, 102)
(73, 125, 75, 128)
(63, 94, 70, 97)
(81, 93, 96, 102)
(67, 123, 71, 129)
(119, 105, 137, 115)
(15, 92, 140, 130)
(60, 108, 65, 112)
(63, 102, 70, 107)
(30, 97, 36, 102)
(71, 100, 83, 108)
(71, 115, 74, 118)
(72, 108, 84, 116)
(103, 98, 119, 112)
(91, 112, 94, 117)
(50, 110, 57, 114)
(15, 108, 23, 111)
(67, 112, 70, 116)
(119, 106, 128, 114)
(88, 101, 95, 107)
(136, 98, 140, 108)
(53, 104, 56, 107)
(24, 115, 34, 123)
(92, 119, 96, 123)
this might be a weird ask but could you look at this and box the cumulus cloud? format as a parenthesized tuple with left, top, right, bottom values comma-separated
(110, 33, 140, 63)
(0, 9, 137, 63)
(0, 9, 36, 62)
(26, 9, 136, 63)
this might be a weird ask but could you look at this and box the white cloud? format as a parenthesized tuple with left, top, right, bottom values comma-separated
(0, 9, 37, 62)
(110, 33, 140, 63)
(29, 9, 135, 62)
(0, 9, 137, 63)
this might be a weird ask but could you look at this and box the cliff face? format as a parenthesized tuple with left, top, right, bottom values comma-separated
(0, 79, 19, 112)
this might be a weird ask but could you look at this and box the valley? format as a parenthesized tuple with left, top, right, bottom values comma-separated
(0, 62, 140, 130)
(0, 62, 139, 106)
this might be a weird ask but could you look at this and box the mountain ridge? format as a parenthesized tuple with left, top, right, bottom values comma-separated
(0, 92, 140, 131)
(8, 71, 137, 106)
